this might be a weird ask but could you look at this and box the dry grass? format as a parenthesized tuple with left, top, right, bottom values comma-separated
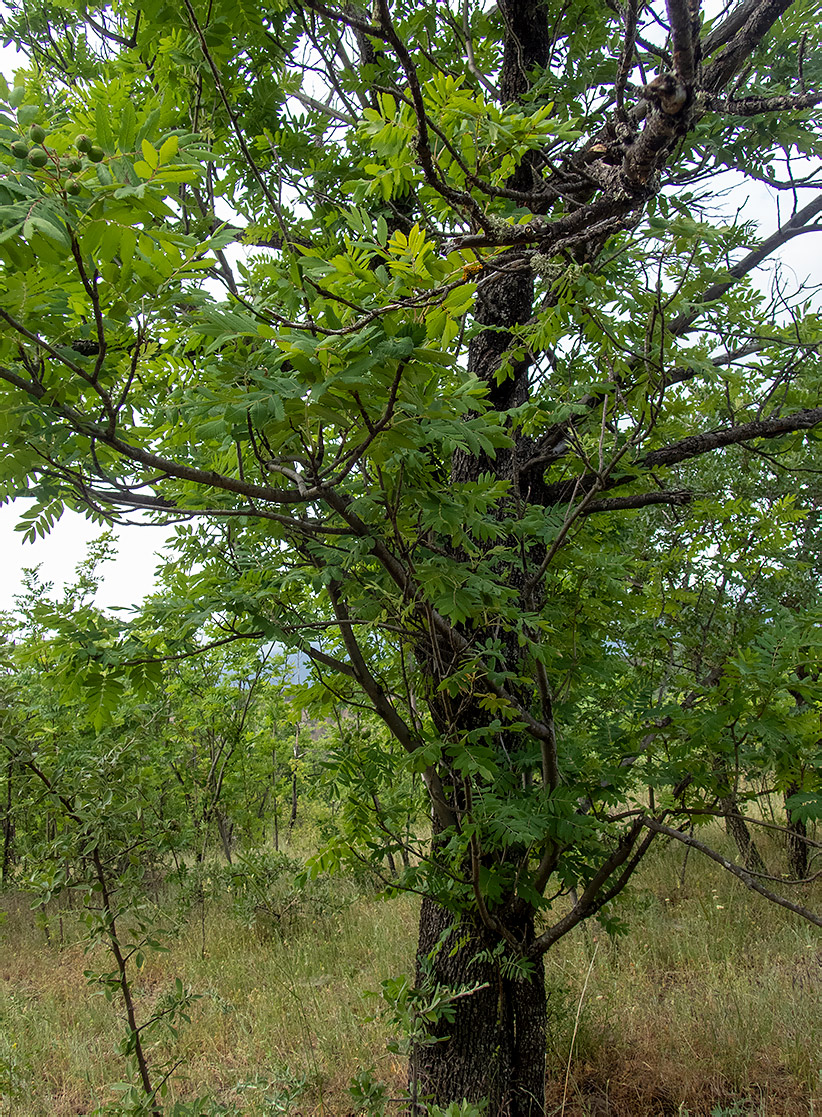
(543, 826, 822, 1116)
(0, 823, 819, 1116)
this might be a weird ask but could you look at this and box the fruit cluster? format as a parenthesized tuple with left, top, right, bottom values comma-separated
(9, 124, 106, 195)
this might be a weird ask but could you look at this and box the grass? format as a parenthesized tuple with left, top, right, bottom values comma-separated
(542, 830, 822, 1116)
(0, 824, 819, 1116)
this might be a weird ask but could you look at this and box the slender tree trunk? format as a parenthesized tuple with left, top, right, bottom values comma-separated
(216, 812, 234, 863)
(714, 760, 765, 871)
(290, 761, 298, 830)
(1, 758, 14, 882)
(721, 797, 766, 872)
(784, 780, 809, 879)
(372, 794, 397, 877)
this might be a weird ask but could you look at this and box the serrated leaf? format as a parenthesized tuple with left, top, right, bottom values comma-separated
(141, 138, 159, 170)
(159, 134, 179, 162)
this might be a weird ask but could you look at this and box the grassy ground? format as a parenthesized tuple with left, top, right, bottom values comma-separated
(0, 825, 819, 1116)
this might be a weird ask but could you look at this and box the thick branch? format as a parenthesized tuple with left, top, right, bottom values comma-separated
(701, 0, 760, 56)
(582, 490, 694, 514)
(640, 406, 822, 469)
(704, 90, 822, 115)
(666, 0, 699, 87)
(703, 0, 795, 93)
(538, 406, 822, 507)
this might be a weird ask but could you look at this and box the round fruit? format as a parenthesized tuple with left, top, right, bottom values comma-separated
(66, 178, 81, 196)
(27, 147, 49, 168)
(75, 134, 93, 153)
(88, 145, 105, 163)
(10, 140, 29, 159)
(66, 156, 83, 173)
(28, 123, 46, 144)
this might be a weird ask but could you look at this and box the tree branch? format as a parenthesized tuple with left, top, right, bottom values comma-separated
(326, 582, 457, 831)
(641, 818, 822, 927)
(527, 821, 650, 956)
(704, 90, 822, 114)
(703, 0, 796, 93)
(582, 490, 694, 514)
(666, 0, 699, 88)
(538, 407, 822, 507)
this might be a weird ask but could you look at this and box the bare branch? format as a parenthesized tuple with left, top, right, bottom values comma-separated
(537, 406, 822, 508)
(701, 0, 760, 56)
(666, 0, 700, 87)
(641, 818, 822, 928)
(704, 90, 822, 115)
(582, 490, 694, 514)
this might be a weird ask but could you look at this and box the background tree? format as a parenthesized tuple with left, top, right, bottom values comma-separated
(1, 0, 822, 1112)
(160, 641, 291, 862)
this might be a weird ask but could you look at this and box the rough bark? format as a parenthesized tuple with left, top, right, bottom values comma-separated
(411, 1, 551, 1109)
(413, 899, 547, 1117)
(1, 759, 13, 882)
(722, 799, 766, 872)
(715, 761, 766, 872)
(784, 781, 809, 880)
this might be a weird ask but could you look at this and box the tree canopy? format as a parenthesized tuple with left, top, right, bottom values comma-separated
(1, 0, 821, 1111)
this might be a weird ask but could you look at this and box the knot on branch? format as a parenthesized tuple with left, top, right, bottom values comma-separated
(640, 73, 689, 115)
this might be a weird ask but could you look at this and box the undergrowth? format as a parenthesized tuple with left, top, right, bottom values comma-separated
(0, 825, 819, 1116)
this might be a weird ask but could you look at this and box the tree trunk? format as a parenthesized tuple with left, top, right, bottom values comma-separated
(411, 898, 547, 1117)
(290, 735, 300, 831)
(721, 797, 766, 872)
(272, 742, 280, 851)
(216, 812, 234, 863)
(1, 758, 14, 882)
(714, 760, 765, 871)
(411, 2, 552, 1107)
(784, 781, 809, 879)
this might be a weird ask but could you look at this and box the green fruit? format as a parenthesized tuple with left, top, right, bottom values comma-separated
(75, 134, 93, 153)
(28, 123, 46, 144)
(66, 178, 81, 196)
(88, 145, 105, 163)
(27, 147, 49, 168)
(10, 140, 29, 159)
(66, 156, 83, 173)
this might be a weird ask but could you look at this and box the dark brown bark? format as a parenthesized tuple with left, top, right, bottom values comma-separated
(413, 899, 547, 1117)
(1, 758, 14, 882)
(290, 742, 299, 830)
(714, 760, 766, 872)
(217, 812, 234, 863)
(784, 781, 809, 880)
(411, 1, 551, 1110)
(722, 800, 766, 872)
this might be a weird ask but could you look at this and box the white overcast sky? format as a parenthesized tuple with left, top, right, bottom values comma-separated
(0, 30, 820, 613)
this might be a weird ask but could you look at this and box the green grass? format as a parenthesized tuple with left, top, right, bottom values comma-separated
(1, 824, 819, 1116)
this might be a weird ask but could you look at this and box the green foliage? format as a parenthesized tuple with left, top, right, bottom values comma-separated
(1, 0, 822, 1108)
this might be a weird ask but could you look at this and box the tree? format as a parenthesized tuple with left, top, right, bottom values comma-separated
(1, 0, 822, 1111)
(160, 640, 291, 862)
(0, 561, 197, 1114)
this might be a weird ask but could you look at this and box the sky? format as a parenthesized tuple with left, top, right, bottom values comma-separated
(0, 25, 820, 614)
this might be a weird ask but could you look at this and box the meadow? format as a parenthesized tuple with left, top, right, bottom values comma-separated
(0, 825, 819, 1117)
